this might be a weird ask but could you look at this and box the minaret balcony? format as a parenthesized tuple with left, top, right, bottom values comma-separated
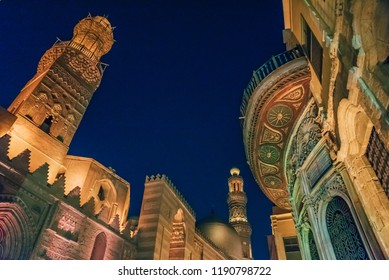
(240, 47, 311, 209)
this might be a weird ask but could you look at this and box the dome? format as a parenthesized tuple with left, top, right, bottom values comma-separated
(196, 214, 243, 259)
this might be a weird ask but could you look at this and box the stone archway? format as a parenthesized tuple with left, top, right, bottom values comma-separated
(337, 99, 373, 160)
(0, 200, 34, 259)
(337, 98, 389, 258)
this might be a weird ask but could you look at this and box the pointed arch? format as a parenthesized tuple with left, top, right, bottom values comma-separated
(0, 198, 35, 259)
(91, 179, 117, 221)
(90, 232, 107, 260)
(337, 99, 373, 160)
(325, 196, 369, 259)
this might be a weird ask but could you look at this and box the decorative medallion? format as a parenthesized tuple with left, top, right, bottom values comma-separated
(267, 104, 293, 127)
(264, 175, 282, 188)
(242, 49, 311, 210)
(259, 145, 280, 164)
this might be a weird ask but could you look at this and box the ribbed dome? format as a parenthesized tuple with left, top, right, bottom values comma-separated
(196, 214, 243, 259)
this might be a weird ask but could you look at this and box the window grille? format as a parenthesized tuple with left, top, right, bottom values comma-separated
(326, 197, 369, 259)
(365, 127, 389, 198)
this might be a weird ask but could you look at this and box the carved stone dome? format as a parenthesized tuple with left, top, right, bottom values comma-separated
(196, 214, 243, 259)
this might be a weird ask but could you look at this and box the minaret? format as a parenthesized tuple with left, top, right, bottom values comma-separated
(227, 167, 253, 259)
(6, 15, 114, 183)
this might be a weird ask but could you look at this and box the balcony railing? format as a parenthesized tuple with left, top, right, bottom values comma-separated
(240, 46, 304, 119)
(67, 41, 106, 74)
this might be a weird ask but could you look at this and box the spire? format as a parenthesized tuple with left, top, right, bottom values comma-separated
(227, 167, 253, 259)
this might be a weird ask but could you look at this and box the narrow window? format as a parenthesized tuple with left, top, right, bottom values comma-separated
(365, 127, 389, 198)
(98, 186, 105, 201)
(302, 16, 323, 82)
(90, 232, 107, 260)
(40, 116, 53, 133)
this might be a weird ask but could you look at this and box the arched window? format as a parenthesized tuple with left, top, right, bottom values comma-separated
(326, 196, 368, 259)
(40, 115, 53, 133)
(90, 232, 107, 260)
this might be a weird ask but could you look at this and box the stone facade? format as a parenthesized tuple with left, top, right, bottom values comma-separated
(241, 0, 389, 259)
(0, 15, 252, 260)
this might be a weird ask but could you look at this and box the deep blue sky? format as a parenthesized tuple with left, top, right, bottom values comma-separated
(0, 0, 285, 259)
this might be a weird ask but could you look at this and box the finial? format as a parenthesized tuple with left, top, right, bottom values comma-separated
(230, 167, 240, 176)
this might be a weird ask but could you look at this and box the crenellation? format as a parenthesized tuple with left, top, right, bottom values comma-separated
(50, 174, 66, 197)
(81, 196, 96, 215)
(30, 163, 50, 185)
(146, 174, 196, 217)
(64, 186, 82, 208)
(1, 14, 254, 260)
(10, 149, 32, 175)
(0, 134, 12, 161)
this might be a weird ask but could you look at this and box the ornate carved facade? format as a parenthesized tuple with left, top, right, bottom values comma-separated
(241, 0, 389, 259)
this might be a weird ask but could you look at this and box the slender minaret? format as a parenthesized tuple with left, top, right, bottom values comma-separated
(227, 167, 253, 259)
(6, 15, 114, 183)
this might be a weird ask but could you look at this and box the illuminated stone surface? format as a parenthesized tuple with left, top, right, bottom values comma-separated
(242, 0, 389, 259)
(0, 15, 250, 260)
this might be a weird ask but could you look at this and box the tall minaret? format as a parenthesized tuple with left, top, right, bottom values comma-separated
(7, 15, 114, 183)
(227, 167, 253, 259)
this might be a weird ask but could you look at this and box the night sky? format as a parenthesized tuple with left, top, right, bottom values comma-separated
(0, 0, 285, 259)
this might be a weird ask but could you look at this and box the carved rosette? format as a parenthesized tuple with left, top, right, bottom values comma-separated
(243, 57, 311, 209)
